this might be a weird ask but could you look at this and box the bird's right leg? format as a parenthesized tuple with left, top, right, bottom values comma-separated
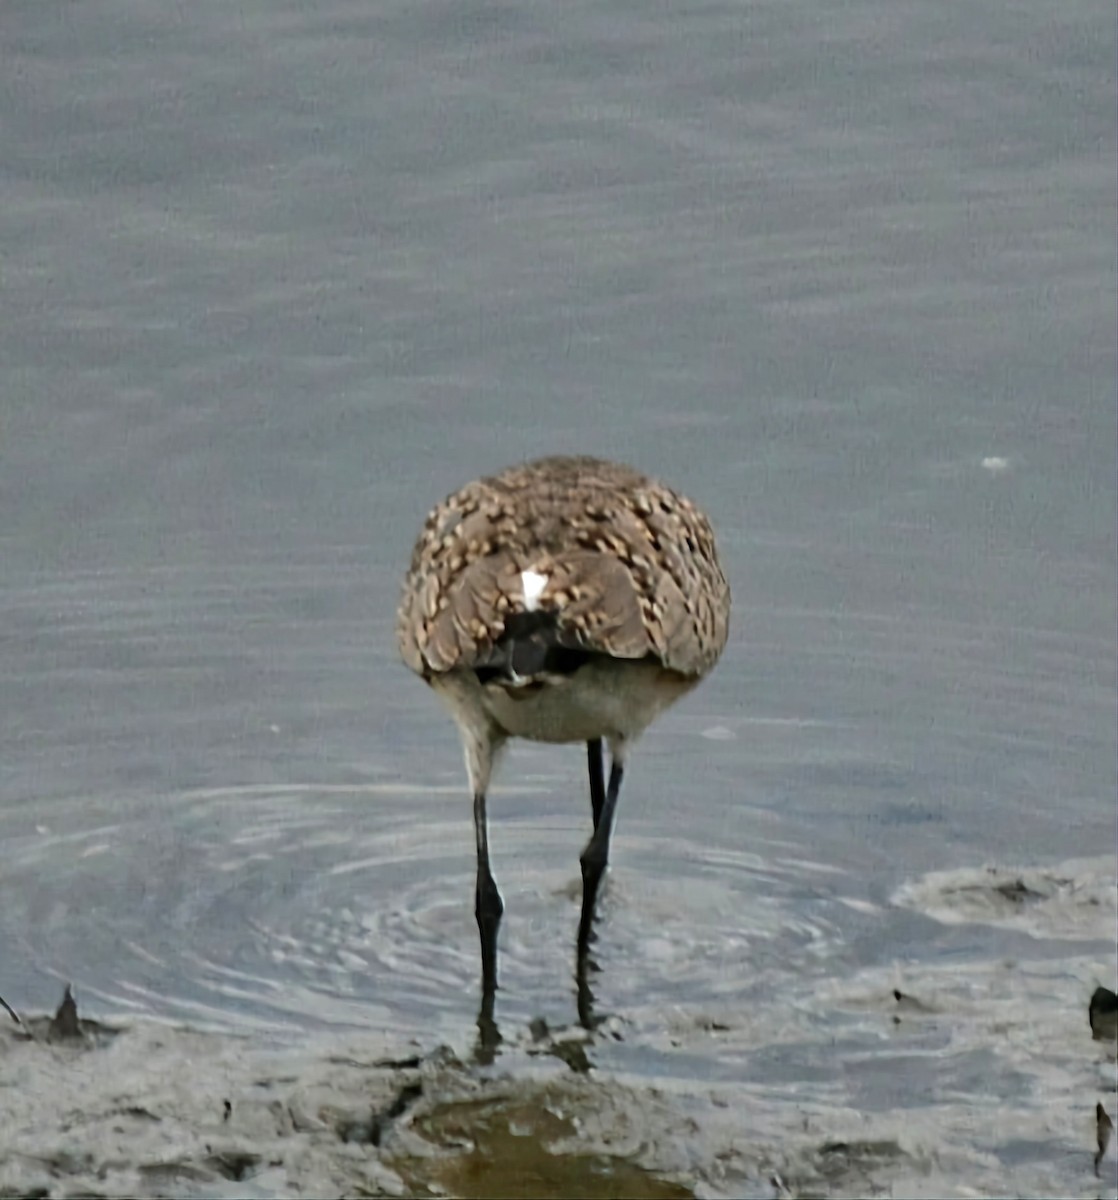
(577, 749, 625, 963)
(575, 744, 626, 1029)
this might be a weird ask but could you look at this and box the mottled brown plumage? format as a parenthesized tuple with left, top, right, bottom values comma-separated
(397, 455, 730, 681)
(396, 455, 730, 1035)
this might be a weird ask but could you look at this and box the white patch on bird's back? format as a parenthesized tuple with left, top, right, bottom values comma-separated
(521, 569, 548, 612)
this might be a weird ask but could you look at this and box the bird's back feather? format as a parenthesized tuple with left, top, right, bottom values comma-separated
(397, 456, 729, 680)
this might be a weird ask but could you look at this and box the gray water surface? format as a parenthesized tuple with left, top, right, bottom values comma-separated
(1, 3, 1115, 1187)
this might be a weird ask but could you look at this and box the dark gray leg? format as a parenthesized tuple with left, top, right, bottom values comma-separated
(577, 759, 623, 963)
(586, 738, 605, 831)
(473, 790, 503, 1008)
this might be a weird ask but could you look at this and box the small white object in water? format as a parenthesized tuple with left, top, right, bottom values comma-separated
(981, 456, 1010, 474)
(521, 569, 548, 611)
(701, 725, 736, 741)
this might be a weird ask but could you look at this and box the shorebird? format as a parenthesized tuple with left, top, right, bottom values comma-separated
(397, 455, 730, 1024)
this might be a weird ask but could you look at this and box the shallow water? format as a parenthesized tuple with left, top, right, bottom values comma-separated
(1, 1, 1115, 1195)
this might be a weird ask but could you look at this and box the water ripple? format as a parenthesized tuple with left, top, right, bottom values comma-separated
(0, 783, 856, 1040)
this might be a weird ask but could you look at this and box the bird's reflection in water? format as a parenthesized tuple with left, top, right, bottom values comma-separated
(576, 948, 605, 1033)
(471, 930, 608, 1066)
(474, 983, 501, 1066)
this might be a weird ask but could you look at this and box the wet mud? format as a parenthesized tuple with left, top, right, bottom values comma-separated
(2, 854, 1114, 1199)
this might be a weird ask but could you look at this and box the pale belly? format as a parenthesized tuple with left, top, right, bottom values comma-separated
(477, 658, 696, 744)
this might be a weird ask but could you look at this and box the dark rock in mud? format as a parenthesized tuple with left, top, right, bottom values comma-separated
(1088, 986, 1117, 1042)
(1096, 1103, 1113, 1177)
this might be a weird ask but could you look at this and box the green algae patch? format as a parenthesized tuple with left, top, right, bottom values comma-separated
(388, 1092, 694, 1200)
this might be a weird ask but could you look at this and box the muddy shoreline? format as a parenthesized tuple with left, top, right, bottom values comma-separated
(3, 858, 1114, 1199)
